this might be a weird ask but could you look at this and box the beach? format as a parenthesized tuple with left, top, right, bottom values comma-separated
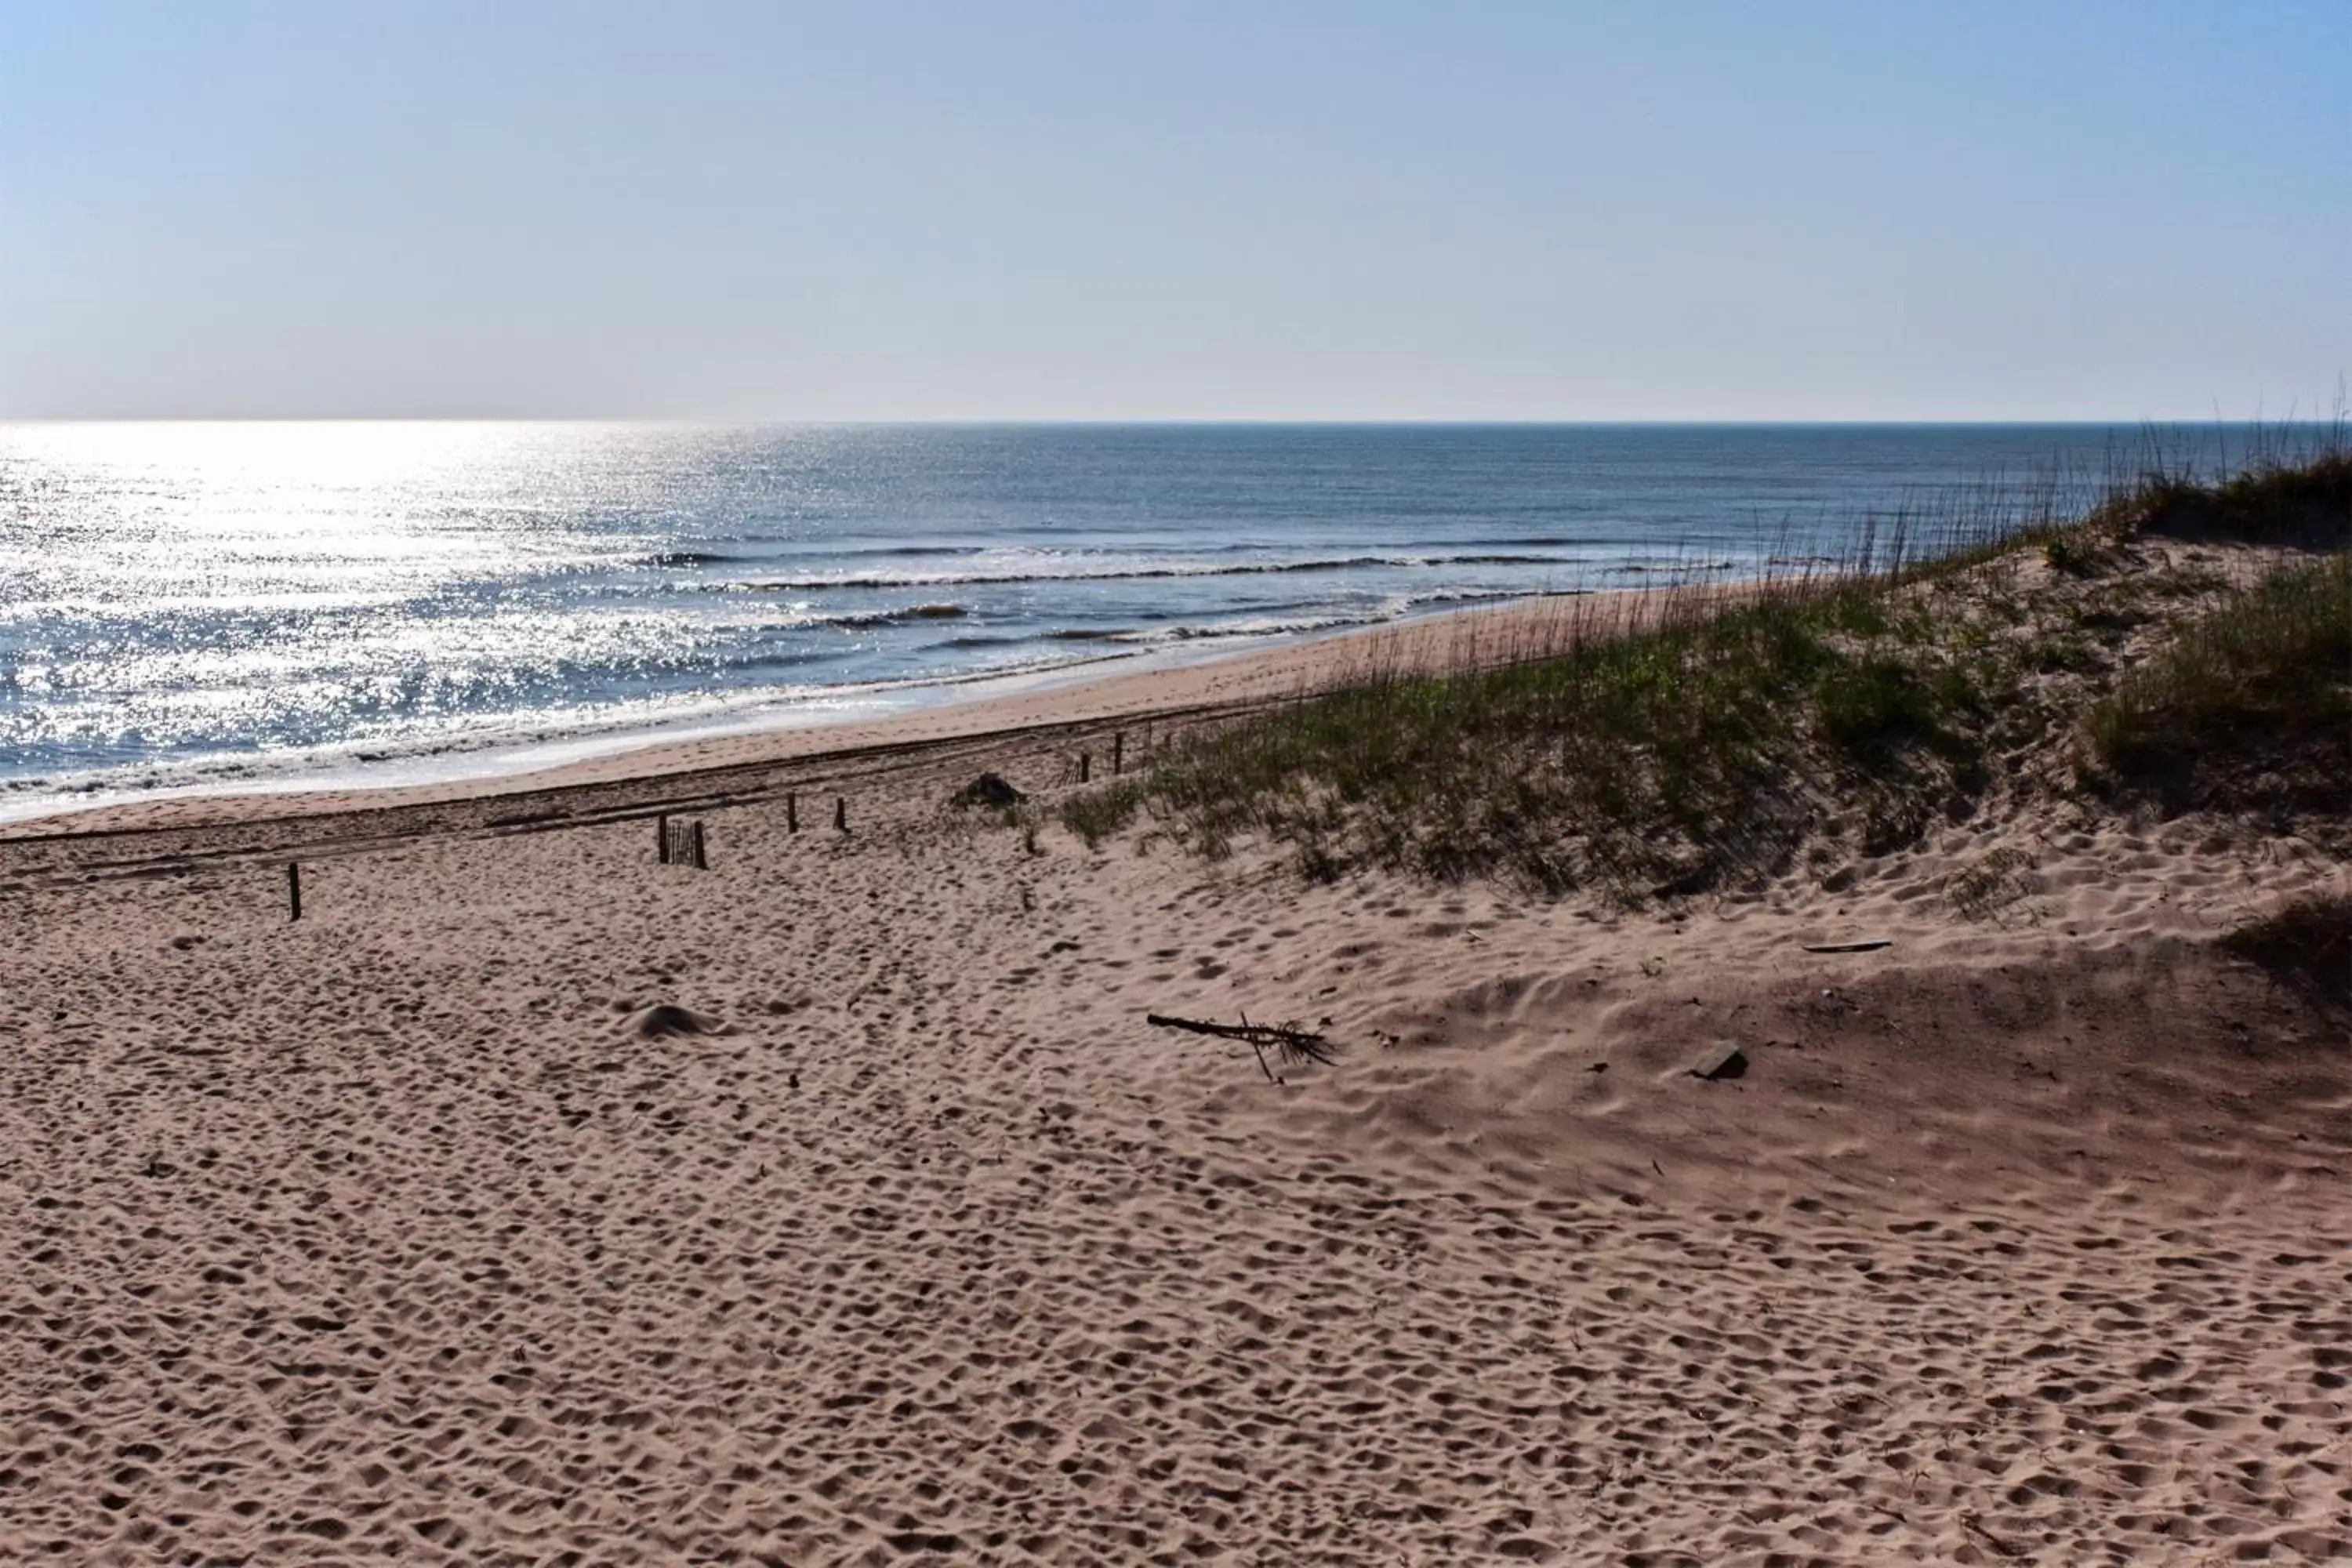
(4, 577, 2347, 1566)
(9, 0, 2346, 1556)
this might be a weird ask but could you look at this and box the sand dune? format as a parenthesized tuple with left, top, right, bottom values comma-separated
(2, 654, 2347, 1564)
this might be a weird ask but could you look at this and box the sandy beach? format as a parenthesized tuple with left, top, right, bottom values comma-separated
(9, 0, 2343, 1555)
(3, 586, 2348, 1566)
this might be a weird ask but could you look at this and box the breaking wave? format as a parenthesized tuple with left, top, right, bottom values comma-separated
(721, 551, 1578, 593)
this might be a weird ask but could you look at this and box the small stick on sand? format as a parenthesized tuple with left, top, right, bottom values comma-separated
(1959, 1512, 2027, 1560)
(1145, 1012, 1338, 1083)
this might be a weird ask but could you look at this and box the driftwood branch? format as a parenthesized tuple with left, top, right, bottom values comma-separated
(1146, 1012, 1338, 1083)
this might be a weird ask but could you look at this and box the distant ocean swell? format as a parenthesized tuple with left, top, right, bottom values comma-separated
(717, 550, 1587, 592)
(646, 538, 1608, 568)
(752, 587, 1541, 637)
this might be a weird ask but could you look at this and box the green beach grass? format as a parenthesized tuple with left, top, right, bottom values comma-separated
(1054, 442, 2350, 902)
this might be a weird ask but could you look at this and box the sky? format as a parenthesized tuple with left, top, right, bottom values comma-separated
(1, 1, 2346, 422)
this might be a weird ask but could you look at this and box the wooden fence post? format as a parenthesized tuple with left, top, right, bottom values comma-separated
(786, 793, 798, 834)
(1078, 752, 1091, 784)
(834, 796, 848, 833)
(287, 862, 302, 922)
(656, 813, 671, 864)
(1112, 731, 1124, 775)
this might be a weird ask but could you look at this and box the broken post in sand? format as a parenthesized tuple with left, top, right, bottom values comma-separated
(286, 862, 302, 922)
(659, 815, 707, 869)
(834, 796, 848, 833)
(1079, 751, 1091, 784)
(786, 793, 798, 833)
(656, 813, 671, 864)
(1112, 731, 1124, 775)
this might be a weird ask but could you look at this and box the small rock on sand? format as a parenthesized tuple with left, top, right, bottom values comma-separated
(951, 772, 1027, 810)
(1690, 1042, 1748, 1081)
(624, 1004, 728, 1040)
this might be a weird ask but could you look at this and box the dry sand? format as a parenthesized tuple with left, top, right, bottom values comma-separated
(3, 603, 2348, 1565)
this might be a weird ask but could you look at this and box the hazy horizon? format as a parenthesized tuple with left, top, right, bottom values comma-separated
(5, 1, 2345, 423)
(8, 416, 2350, 430)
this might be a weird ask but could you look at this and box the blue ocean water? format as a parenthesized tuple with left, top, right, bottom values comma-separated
(0, 421, 2298, 816)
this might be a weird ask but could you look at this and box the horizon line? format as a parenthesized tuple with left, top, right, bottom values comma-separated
(5, 414, 2344, 429)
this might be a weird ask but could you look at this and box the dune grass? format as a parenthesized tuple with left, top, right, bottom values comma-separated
(2129, 448, 2352, 548)
(1058, 558, 2034, 898)
(2220, 895, 2352, 1008)
(2083, 551, 2350, 816)
(1054, 445, 2350, 900)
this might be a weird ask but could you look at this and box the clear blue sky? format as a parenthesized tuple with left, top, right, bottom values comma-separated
(2, 1, 2345, 420)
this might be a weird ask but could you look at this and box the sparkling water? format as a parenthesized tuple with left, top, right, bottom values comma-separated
(0, 421, 2281, 817)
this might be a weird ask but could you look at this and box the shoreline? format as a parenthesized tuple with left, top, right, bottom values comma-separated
(0, 587, 1624, 839)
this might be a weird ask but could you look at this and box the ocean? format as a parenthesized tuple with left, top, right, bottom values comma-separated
(0, 421, 2293, 820)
